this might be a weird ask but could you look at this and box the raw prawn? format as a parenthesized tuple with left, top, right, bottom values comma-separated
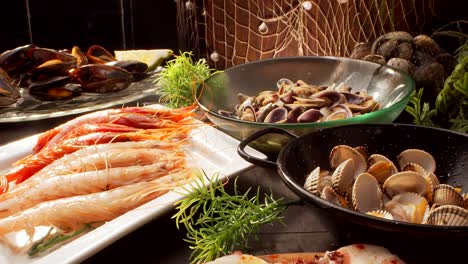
(33, 106, 196, 152)
(0, 169, 194, 235)
(0, 131, 163, 191)
(0, 157, 186, 217)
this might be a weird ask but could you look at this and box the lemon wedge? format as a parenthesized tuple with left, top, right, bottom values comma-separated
(114, 49, 173, 71)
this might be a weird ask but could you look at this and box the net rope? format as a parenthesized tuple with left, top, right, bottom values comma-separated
(177, 0, 435, 69)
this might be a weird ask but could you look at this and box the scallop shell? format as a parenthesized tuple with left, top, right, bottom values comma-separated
(383, 171, 428, 198)
(352, 172, 383, 213)
(425, 172, 440, 189)
(384, 192, 429, 224)
(304, 167, 321, 195)
(329, 145, 367, 177)
(425, 205, 468, 226)
(367, 160, 398, 184)
(321, 186, 346, 206)
(366, 210, 394, 220)
(331, 158, 356, 196)
(354, 146, 369, 160)
(433, 184, 464, 207)
(402, 162, 426, 175)
(368, 154, 396, 168)
(397, 149, 436, 174)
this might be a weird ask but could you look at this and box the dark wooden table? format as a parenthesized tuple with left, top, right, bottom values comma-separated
(0, 101, 460, 264)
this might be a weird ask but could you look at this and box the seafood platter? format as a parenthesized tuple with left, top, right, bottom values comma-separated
(238, 123, 468, 252)
(0, 45, 159, 122)
(0, 105, 262, 263)
(196, 56, 414, 153)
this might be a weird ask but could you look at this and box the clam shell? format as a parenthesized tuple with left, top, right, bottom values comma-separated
(329, 145, 367, 177)
(397, 149, 436, 173)
(385, 192, 429, 224)
(383, 171, 428, 198)
(368, 154, 397, 169)
(352, 172, 383, 213)
(321, 186, 346, 206)
(425, 172, 440, 189)
(239, 105, 256, 122)
(264, 106, 287, 123)
(425, 205, 468, 226)
(366, 210, 394, 220)
(464, 193, 468, 210)
(402, 162, 426, 175)
(331, 158, 356, 195)
(367, 160, 398, 184)
(297, 108, 322, 123)
(354, 146, 369, 160)
(304, 167, 321, 195)
(433, 184, 464, 207)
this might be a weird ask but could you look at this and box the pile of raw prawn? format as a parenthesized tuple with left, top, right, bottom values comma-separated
(0, 105, 199, 254)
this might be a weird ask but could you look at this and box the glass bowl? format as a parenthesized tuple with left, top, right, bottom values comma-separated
(195, 56, 414, 154)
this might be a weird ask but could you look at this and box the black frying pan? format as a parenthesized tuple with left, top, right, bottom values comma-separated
(238, 123, 468, 255)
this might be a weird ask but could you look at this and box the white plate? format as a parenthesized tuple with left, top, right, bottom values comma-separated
(0, 123, 265, 264)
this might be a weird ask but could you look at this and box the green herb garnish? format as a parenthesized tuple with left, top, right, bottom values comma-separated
(405, 88, 438, 126)
(155, 51, 215, 108)
(28, 224, 92, 256)
(173, 171, 290, 264)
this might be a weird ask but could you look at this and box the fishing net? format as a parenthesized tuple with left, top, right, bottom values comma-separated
(177, 0, 437, 69)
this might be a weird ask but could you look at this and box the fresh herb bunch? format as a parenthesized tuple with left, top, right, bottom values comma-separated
(405, 88, 438, 127)
(173, 171, 289, 264)
(155, 51, 215, 108)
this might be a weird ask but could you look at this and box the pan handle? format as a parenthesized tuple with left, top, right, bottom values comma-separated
(237, 127, 299, 168)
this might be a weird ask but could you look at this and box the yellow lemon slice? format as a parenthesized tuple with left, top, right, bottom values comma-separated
(114, 49, 173, 71)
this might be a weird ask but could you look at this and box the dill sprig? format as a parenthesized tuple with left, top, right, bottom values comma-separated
(155, 51, 214, 108)
(173, 171, 289, 264)
(405, 88, 438, 127)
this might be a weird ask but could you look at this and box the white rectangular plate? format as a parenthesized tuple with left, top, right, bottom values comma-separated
(0, 122, 264, 264)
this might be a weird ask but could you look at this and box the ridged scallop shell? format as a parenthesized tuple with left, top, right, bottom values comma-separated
(383, 171, 428, 198)
(385, 192, 429, 224)
(368, 154, 395, 167)
(352, 172, 383, 213)
(463, 193, 468, 210)
(433, 184, 464, 207)
(304, 167, 330, 195)
(402, 162, 426, 175)
(329, 145, 367, 177)
(425, 172, 440, 189)
(321, 186, 346, 206)
(397, 149, 436, 173)
(425, 205, 468, 226)
(354, 146, 369, 160)
(367, 160, 398, 183)
(331, 158, 356, 195)
(366, 210, 394, 220)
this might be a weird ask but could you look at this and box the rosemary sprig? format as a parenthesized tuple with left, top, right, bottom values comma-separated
(173, 171, 290, 264)
(155, 51, 215, 108)
(405, 88, 438, 127)
(28, 224, 93, 256)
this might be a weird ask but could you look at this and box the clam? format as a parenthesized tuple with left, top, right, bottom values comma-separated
(383, 171, 428, 198)
(425, 172, 440, 190)
(292, 96, 327, 107)
(279, 90, 295, 104)
(304, 167, 321, 195)
(321, 186, 346, 207)
(329, 145, 367, 177)
(310, 90, 342, 107)
(297, 108, 322, 123)
(367, 160, 398, 183)
(432, 184, 464, 207)
(384, 192, 429, 224)
(352, 172, 383, 213)
(256, 103, 275, 122)
(286, 105, 304, 123)
(425, 205, 468, 226)
(264, 106, 287, 123)
(397, 149, 436, 173)
(354, 146, 369, 160)
(331, 158, 355, 195)
(345, 99, 378, 113)
(342, 92, 365, 105)
(402, 162, 426, 175)
(239, 105, 256, 122)
(366, 210, 394, 220)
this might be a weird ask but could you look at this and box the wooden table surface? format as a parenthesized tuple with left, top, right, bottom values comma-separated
(0, 100, 461, 264)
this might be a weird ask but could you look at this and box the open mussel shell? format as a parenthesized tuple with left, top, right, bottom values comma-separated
(106, 60, 148, 81)
(383, 171, 428, 198)
(86, 44, 116, 64)
(397, 149, 436, 173)
(433, 184, 465, 207)
(352, 172, 383, 213)
(425, 205, 468, 226)
(28, 76, 81, 101)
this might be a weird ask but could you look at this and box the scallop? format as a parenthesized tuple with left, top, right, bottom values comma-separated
(354, 146, 369, 160)
(331, 158, 355, 195)
(402, 162, 426, 175)
(352, 172, 383, 213)
(385, 192, 429, 224)
(329, 145, 367, 177)
(425, 205, 468, 226)
(366, 210, 394, 220)
(304, 167, 330, 195)
(321, 186, 346, 206)
(433, 184, 465, 207)
(367, 160, 398, 184)
(383, 171, 428, 198)
(397, 149, 436, 173)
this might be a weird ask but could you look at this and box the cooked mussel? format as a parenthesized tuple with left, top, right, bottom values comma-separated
(86, 45, 117, 64)
(71, 64, 132, 93)
(105, 60, 148, 81)
(0, 68, 21, 107)
(28, 76, 80, 101)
